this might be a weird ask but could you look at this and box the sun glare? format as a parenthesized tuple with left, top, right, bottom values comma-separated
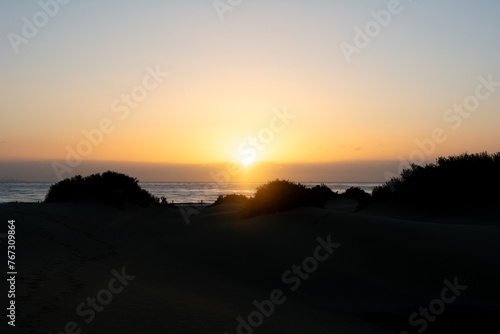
(241, 157, 255, 167)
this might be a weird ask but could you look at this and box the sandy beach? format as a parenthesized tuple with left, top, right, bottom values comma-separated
(1, 200, 499, 333)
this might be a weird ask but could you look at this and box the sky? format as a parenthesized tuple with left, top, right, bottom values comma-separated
(0, 0, 499, 182)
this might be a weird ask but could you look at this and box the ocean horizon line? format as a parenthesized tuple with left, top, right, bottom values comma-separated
(0, 181, 383, 204)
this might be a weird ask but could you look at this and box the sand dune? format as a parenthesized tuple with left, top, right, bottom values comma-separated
(1, 201, 499, 333)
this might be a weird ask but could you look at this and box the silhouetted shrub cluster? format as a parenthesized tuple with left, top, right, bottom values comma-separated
(242, 180, 339, 217)
(211, 194, 250, 207)
(342, 186, 371, 209)
(44, 171, 163, 207)
(311, 184, 341, 202)
(372, 152, 500, 212)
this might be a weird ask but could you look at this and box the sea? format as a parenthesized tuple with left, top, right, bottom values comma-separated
(0, 182, 382, 204)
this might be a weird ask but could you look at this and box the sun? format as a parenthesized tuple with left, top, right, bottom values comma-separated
(241, 156, 255, 167)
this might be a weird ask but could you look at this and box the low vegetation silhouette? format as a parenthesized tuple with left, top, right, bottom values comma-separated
(242, 180, 339, 217)
(44, 171, 168, 207)
(342, 186, 371, 210)
(211, 194, 250, 207)
(42, 152, 498, 215)
(372, 152, 500, 212)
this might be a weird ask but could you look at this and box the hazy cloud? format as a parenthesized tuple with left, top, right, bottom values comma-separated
(0, 160, 403, 182)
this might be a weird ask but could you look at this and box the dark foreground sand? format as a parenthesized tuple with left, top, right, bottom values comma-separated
(1, 200, 499, 333)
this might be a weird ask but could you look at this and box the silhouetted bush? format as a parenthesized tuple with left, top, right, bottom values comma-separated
(311, 184, 341, 202)
(44, 171, 162, 207)
(371, 152, 500, 212)
(342, 186, 371, 210)
(211, 194, 250, 207)
(242, 180, 338, 217)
